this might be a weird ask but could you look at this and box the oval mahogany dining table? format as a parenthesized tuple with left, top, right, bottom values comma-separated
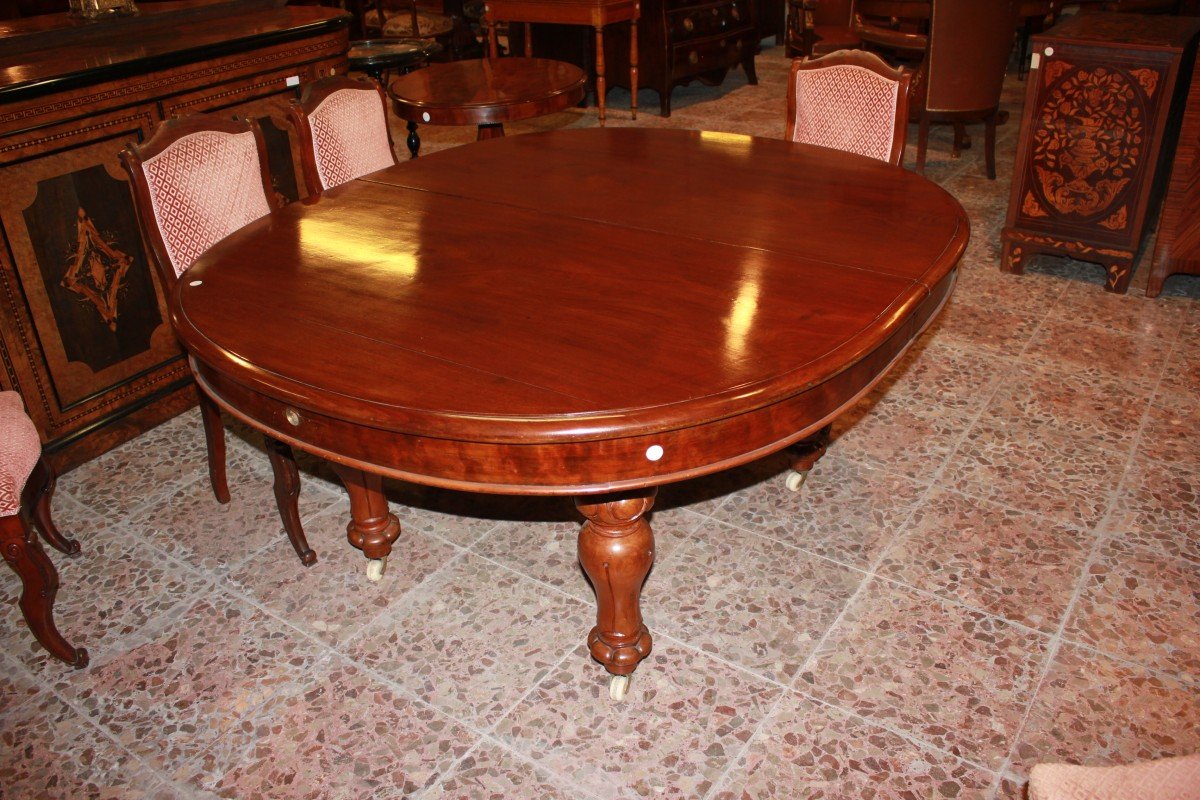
(174, 127, 969, 699)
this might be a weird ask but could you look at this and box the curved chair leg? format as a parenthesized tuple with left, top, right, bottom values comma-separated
(0, 515, 88, 668)
(265, 436, 317, 567)
(27, 456, 79, 556)
(198, 391, 230, 505)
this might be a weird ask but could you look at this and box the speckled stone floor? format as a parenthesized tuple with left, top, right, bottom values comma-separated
(2, 44, 1198, 800)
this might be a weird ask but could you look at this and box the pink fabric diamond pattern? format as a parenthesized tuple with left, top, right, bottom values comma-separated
(0, 392, 41, 518)
(791, 64, 899, 163)
(309, 89, 395, 191)
(142, 129, 272, 277)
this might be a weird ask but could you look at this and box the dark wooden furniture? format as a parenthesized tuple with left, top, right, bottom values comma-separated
(348, 37, 442, 84)
(1148, 43, 1200, 296)
(482, 0, 638, 124)
(756, 0, 785, 43)
(119, 114, 317, 570)
(171, 127, 968, 698)
(785, 0, 859, 57)
(387, 57, 586, 154)
(0, 391, 86, 668)
(600, 0, 756, 116)
(1001, 13, 1200, 293)
(913, 0, 1017, 179)
(786, 48, 910, 166)
(0, 0, 349, 474)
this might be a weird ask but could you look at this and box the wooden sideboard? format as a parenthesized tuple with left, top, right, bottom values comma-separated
(603, 0, 758, 116)
(1000, 13, 1200, 293)
(0, 0, 349, 472)
(1147, 36, 1200, 296)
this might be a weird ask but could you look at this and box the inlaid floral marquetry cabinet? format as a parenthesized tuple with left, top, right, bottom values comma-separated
(1001, 12, 1200, 294)
(0, 0, 348, 472)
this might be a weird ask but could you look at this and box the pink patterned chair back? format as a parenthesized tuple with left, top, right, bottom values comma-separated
(787, 49, 912, 166)
(290, 77, 397, 197)
(135, 125, 273, 279)
(0, 392, 40, 518)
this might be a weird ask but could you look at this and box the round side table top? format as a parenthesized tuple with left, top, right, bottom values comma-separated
(348, 38, 442, 72)
(387, 57, 587, 126)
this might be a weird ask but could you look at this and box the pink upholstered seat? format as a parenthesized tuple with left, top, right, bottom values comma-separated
(786, 49, 912, 167)
(140, 128, 273, 277)
(1029, 754, 1200, 800)
(0, 391, 40, 518)
(289, 76, 398, 196)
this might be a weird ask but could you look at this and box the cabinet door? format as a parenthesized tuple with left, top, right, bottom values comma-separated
(0, 103, 189, 444)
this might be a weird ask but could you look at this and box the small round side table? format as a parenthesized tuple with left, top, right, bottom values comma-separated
(348, 37, 443, 85)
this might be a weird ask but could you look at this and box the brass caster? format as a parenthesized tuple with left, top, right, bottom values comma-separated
(785, 469, 810, 492)
(366, 557, 387, 582)
(608, 674, 630, 702)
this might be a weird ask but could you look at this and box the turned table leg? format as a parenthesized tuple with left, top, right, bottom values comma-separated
(331, 465, 401, 582)
(594, 25, 607, 126)
(785, 424, 831, 492)
(576, 488, 655, 700)
(406, 121, 420, 159)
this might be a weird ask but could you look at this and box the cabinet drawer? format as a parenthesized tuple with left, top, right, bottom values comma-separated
(668, 1, 750, 41)
(672, 32, 750, 77)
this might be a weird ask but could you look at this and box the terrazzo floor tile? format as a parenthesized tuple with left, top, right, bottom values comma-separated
(710, 693, 996, 800)
(977, 359, 1152, 448)
(1104, 456, 1200, 566)
(923, 295, 1044, 356)
(1009, 642, 1200, 777)
(829, 397, 973, 483)
(344, 553, 590, 727)
(125, 453, 341, 576)
(868, 337, 1014, 418)
(387, 485, 554, 549)
(1051, 281, 1190, 340)
(493, 641, 782, 800)
(1156, 345, 1200, 401)
(1136, 398, 1200, 473)
(800, 579, 1050, 769)
(0, 531, 204, 674)
(642, 521, 863, 683)
(711, 452, 928, 569)
(1063, 540, 1200, 682)
(1021, 317, 1174, 388)
(58, 411, 213, 521)
(421, 741, 594, 800)
(941, 417, 1128, 528)
(0, 691, 167, 799)
(192, 660, 475, 799)
(225, 498, 462, 645)
(877, 488, 1092, 633)
(58, 593, 330, 778)
(0, 652, 42, 716)
(473, 508, 697, 603)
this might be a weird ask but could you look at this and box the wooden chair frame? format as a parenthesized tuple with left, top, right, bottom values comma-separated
(120, 114, 317, 568)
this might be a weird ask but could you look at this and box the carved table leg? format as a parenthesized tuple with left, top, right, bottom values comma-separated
(0, 515, 87, 668)
(27, 457, 79, 556)
(198, 391, 230, 504)
(576, 489, 655, 700)
(785, 424, 831, 492)
(265, 437, 317, 567)
(406, 121, 420, 159)
(331, 464, 401, 582)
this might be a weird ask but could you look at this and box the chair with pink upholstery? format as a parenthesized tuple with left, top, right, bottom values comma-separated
(1029, 754, 1200, 799)
(786, 48, 912, 167)
(120, 114, 317, 569)
(288, 75, 398, 196)
(0, 392, 87, 667)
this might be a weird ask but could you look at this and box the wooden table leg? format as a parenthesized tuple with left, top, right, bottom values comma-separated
(576, 488, 655, 699)
(630, 12, 638, 120)
(406, 121, 420, 159)
(594, 25, 607, 126)
(785, 424, 831, 492)
(477, 123, 505, 139)
(331, 465, 401, 581)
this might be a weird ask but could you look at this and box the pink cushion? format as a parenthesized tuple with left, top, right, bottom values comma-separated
(308, 88, 396, 191)
(791, 62, 900, 163)
(1029, 754, 1200, 800)
(0, 391, 40, 518)
(141, 129, 272, 277)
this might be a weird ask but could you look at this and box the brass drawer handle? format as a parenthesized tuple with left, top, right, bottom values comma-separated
(683, 17, 694, 30)
(688, 50, 699, 64)
(285, 408, 302, 427)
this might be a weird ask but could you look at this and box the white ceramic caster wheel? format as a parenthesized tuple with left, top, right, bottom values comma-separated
(608, 674, 630, 702)
(366, 557, 387, 582)
(785, 469, 810, 492)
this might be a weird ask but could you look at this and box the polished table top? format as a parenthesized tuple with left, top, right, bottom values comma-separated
(175, 127, 967, 690)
